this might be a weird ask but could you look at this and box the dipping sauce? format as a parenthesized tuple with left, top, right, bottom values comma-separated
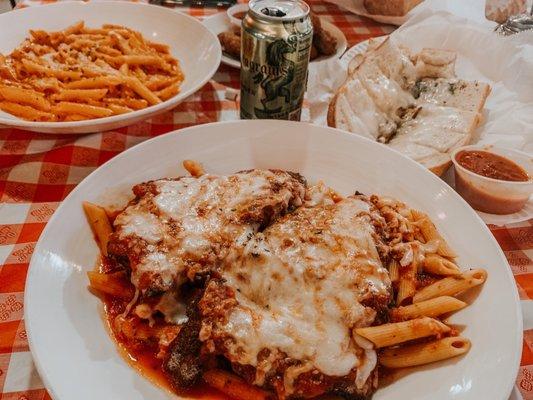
(456, 150, 529, 182)
(453, 149, 532, 215)
(232, 11, 247, 19)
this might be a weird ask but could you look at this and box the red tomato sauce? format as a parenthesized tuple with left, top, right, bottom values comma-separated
(456, 150, 529, 182)
(232, 11, 247, 19)
(97, 258, 230, 400)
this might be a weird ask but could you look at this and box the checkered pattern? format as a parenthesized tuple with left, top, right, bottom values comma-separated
(0, 1, 531, 399)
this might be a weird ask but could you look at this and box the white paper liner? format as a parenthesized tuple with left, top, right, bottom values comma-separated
(306, 10, 533, 226)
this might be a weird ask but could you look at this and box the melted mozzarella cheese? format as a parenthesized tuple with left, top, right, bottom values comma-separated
(115, 209, 163, 243)
(214, 198, 390, 389)
(336, 78, 387, 140)
(357, 61, 414, 117)
(112, 170, 306, 292)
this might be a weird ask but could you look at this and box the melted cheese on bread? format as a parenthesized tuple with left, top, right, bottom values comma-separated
(328, 37, 490, 175)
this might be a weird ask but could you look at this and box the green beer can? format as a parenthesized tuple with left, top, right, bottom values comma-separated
(240, 0, 313, 120)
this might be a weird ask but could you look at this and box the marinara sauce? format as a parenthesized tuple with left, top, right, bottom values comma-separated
(454, 150, 531, 214)
(456, 150, 529, 182)
(232, 11, 247, 19)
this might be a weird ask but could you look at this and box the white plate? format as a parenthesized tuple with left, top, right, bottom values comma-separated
(0, 1, 221, 134)
(25, 120, 522, 400)
(203, 12, 348, 69)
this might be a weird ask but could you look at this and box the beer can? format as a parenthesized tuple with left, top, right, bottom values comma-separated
(240, 0, 313, 121)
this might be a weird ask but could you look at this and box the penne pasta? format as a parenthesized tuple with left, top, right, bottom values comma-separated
(413, 269, 487, 303)
(108, 104, 133, 115)
(64, 21, 84, 35)
(146, 75, 178, 91)
(1, 22, 183, 122)
(119, 63, 129, 75)
(355, 317, 450, 348)
(119, 55, 163, 66)
(102, 24, 128, 30)
(0, 86, 51, 111)
(423, 254, 461, 276)
(412, 210, 457, 258)
(98, 46, 122, 57)
(87, 271, 134, 300)
(391, 296, 467, 321)
(203, 370, 270, 400)
(147, 41, 170, 53)
(65, 76, 123, 89)
(104, 97, 148, 110)
(123, 76, 161, 105)
(109, 31, 132, 54)
(0, 101, 55, 121)
(379, 337, 471, 368)
(183, 160, 205, 177)
(82, 201, 113, 256)
(397, 262, 416, 306)
(156, 83, 179, 101)
(21, 59, 83, 80)
(53, 101, 113, 118)
(53, 88, 108, 101)
(133, 67, 147, 80)
(388, 259, 400, 282)
(64, 113, 91, 121)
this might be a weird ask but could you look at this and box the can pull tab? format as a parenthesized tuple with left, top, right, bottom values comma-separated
(260, 7, 286, 17)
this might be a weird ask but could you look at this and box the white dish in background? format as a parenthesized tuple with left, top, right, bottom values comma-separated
(227, 3, 249, 27)
(451, 145, 533, 215)
(203, 12, 348, 69)
(0, 1, 221, 134)
(324, 0, 409, 25)
(25, 120, 521, 400)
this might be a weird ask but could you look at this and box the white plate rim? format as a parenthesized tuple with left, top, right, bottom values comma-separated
(203, 12, 348, 69)
(24, 120, 523, 400)
(0, 1, 221, 134)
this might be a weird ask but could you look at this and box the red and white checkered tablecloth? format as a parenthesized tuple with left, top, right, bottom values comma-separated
(0, 1, 531, 399)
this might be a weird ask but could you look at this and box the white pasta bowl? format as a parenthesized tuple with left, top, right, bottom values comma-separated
(0, 1, 221, 134)
(25, 121, 522, 400)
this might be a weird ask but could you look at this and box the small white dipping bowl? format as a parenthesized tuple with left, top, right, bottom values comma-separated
(227, 3, 249, 28)
(451, 145, 533, 215)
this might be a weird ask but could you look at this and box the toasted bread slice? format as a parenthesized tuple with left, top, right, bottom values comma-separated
(389, 105, 479, 174)
(328, 37, 490, 176)
(330, 38, 412, 140)
(353, 37, 417, 88)
(357, 60, 414, 117)
(328, 77, 386, 140)
(402, 105, 480, 136)
(387, 137, 466, 175)
(363, 0, 424, 16)
(414, 78, 491, 113)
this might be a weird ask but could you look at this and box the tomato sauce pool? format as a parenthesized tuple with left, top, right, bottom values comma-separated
(232, 11, 247, 19)
(456, 150, 529, 182)
(454, 150, 531, 214)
